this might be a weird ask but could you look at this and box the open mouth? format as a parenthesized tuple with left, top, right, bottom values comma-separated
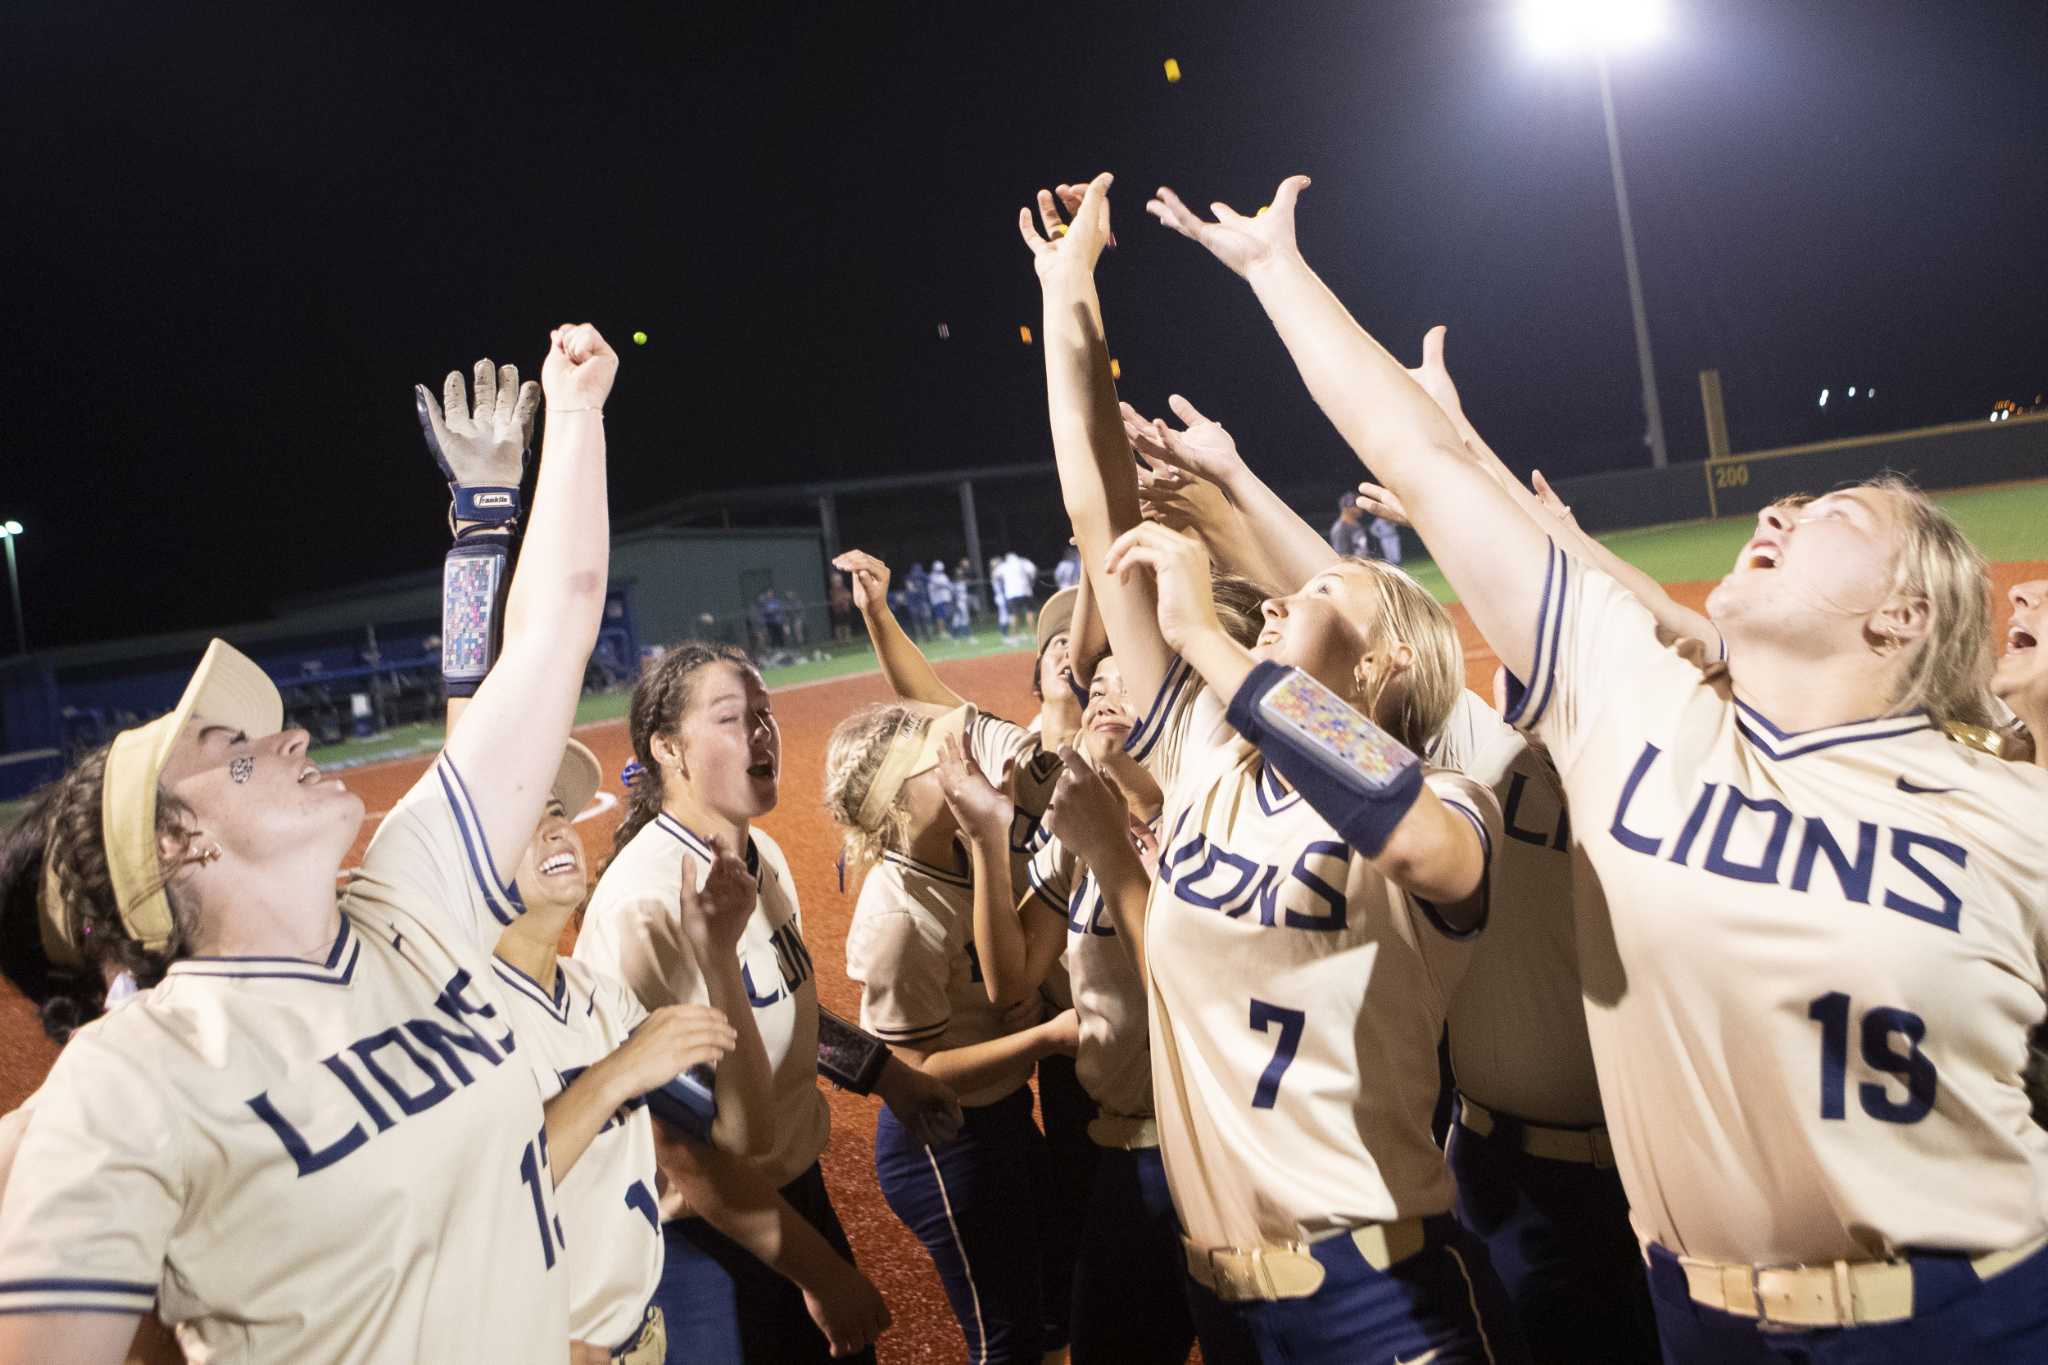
(297, 763, 322, 785)
(1254, 629, 1282, 649)
(746, 759, 777, 780)
(538, 851, 578, 877)
(2007, 625, 2038, 656)
(1741, 543, 1782, 571)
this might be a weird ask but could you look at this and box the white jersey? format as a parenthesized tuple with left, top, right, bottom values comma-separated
(0, 756, 567, 1362)
(1026, 832, 1152, 1119)
(1431, 691, 1603, 1125)
(1130, 657, 1504, 1249)
(845, 851, 1035, 1107)
(968, 712, 1072, 1009)
(996, 556, 1038, 600)
(492, 954, 660, 1350)
(1509, 543, 2048, 1263)
(578, 815, 828, 1189)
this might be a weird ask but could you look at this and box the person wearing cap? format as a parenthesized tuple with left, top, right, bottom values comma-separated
(926, 560, 958, 640)
(826, 701, 1082, 1365)
(1328, 490, 1374, 560)
(0, 327, 739, 1364)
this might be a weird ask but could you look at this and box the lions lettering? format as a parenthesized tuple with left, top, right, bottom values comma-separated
(248, 968, 519, 1177)
(1608, 743, 1967, 931)
(1161, 818, 1349, 933)
(741, 920, 816, 1007)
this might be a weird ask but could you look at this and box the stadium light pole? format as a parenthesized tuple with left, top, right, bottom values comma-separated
(1522, 0, 1671, 469)
(0, 520, 23, 654)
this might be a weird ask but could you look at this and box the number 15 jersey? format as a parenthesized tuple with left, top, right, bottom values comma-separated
(1509, 544, 2048, 1265)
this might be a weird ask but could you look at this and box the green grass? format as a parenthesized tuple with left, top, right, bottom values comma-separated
(1401, 480, 2048, 604)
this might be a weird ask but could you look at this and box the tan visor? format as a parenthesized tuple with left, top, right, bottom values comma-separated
(855, 703, 976, 830)
(552, 739, 602, 820)
(40, 639, 282, 967)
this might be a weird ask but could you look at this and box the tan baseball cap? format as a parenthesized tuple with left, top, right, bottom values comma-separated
(855, 702, 976, 829)
(41, 639, 282, 967)
(1035, 587, 1079, 654)
(551, 739, 602, 819)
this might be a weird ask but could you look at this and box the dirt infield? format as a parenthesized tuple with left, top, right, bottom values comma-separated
(2, 561, 2043, 1362)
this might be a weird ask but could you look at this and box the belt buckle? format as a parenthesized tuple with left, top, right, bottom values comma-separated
(1203, 1246, 1255, 1300)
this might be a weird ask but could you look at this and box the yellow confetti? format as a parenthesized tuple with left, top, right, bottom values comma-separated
(1164, 58, 1181, 83)
(1020, 325, 1033, 346)
(1051, 223, 1067, 237)
(1110, 358, 1122, 380)
(1257, 205, 1270, 216)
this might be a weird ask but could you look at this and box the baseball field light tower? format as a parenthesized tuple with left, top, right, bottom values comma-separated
(1520, 0, 1673, 470)
(1, 520, 24, 654)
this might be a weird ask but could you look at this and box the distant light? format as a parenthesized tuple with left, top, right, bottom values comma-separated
(1847, 387, 1856, 397)
(1520, 0, 1669, 57)
(1867, 388, 1876, 399)
(0, 521, 19, 536)
(1819, 388, 1829, 407)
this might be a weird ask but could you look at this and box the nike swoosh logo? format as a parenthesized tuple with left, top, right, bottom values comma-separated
(1896, 777, 1959, 795)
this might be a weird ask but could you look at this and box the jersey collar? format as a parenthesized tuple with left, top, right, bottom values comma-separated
(167, 918, 360, 986)
(492, 955, 570, 1026)
(1732, 699, 1935, 761)
(882, 849, 972, 888)
(653, 812, 760, 876)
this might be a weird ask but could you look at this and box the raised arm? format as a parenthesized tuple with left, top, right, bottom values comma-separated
(934, 738, 1033, 1005)
(441, 326, 617, 877)
(1123, 395, 1336, 592)
(1149, 180, 1550, 682)
(834, 551, 968, 707)
(1042, 747, 1154, 982)
(1020, 174, 1173, 704)
(1133, 457, 1289, 592)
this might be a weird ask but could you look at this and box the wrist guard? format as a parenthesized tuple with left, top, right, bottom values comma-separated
(816, 1007, 891, 1095)
(645, 1063, 718, 1143)
(441, 531, 510, 698)
(1226, 661, 1423, 858)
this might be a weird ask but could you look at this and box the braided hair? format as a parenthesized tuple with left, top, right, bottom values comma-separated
(613, 642, 758, 855)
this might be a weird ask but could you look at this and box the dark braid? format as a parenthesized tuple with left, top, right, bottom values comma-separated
(612, 642, 757, 855)
(0, 745, 198, 1042)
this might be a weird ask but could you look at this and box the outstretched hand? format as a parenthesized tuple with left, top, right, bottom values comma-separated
(679, 837, 758, 956)
(1043, 745, 1133, 873)
(1146, 175, 1309, 279)
(415, 358, 540, 492)
(1404, 324, 1472, 437)
(1354, 480, 1410, 528)
(1103, 522, 1223, 657)
(1530, 469, 1579, 530)
(1122, 394, 1250, 488)
(1017, 172, 1115, 281)
(934, 736, 1013, 840)
(832, 550, 892, 613)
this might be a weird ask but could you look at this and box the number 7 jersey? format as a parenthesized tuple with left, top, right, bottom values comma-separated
(1508, 544, 2048, 1265)
(1130, 657, 1503, 1251)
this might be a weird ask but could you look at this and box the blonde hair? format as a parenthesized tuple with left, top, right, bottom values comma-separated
(822, 704, 923, 873)
(1864, 475, 1994, 728)
(1335, 558, 1465, 755)
(1211, 571, 1273, 648)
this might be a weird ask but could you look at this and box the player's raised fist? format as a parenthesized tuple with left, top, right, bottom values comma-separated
(542, 322, 618, 411)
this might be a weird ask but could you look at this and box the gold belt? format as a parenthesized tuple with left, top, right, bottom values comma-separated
(1458, 1096, 1614, 1168)
(1087, 1114, 1159, 1149)
(1182, 1220, 1429, 1302)
(1678, 1231, 2048, 1328)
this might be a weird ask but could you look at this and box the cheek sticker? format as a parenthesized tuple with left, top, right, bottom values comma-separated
(229, 756, 254, 785)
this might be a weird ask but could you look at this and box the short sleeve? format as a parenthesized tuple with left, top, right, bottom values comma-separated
(1125, 656, 1228, 792)
(1413, 769, 1506, 937)
(348, 754, 525, 950)
(0, 1028, 179, 1318)
(968, 714, 1035, 784)
(576, 857, 711, 1013)
(845, 888, 953, 1046)
(1501, 542, 1706, 774)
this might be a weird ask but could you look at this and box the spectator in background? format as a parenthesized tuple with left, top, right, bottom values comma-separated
(994, 550, 1039, 644)
(951, 559, 975, 635)
(1054, 544, 1082, 591)
(904, 561, 934, 640)
(925, 561, 958, 640)
(757, 587, 788, 649)
(988, 556, 1011, 634)
(1328, 490, 1373, 559)
(785, 590, 807, 647)
(829, 572, 855, 643)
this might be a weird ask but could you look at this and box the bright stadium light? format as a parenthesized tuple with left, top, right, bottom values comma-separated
(0, 519, 21, 654)
(1521, 0, 1673, 469)
(1521, 0, 1670, 57)
(1848, 387, 1857, 397)
(0, 521, 19, 536)
(1819, 389, 1829, 407)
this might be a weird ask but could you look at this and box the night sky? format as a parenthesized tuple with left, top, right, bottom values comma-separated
(5, 1, 2044, 649)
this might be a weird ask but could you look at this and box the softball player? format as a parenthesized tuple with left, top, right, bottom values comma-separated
(1024, 174, 1525, 1364)
(1155, 172, 2048, 1361)
(0, 329, 744, 1363)
(1994, 579, 2046, 767)
(578, 642, 903, 1365)
(835, 549, 1100, 1353)
(828, 701, 1082, 1365)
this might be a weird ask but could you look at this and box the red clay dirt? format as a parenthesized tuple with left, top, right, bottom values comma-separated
(4, 561, 2044, 1362)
